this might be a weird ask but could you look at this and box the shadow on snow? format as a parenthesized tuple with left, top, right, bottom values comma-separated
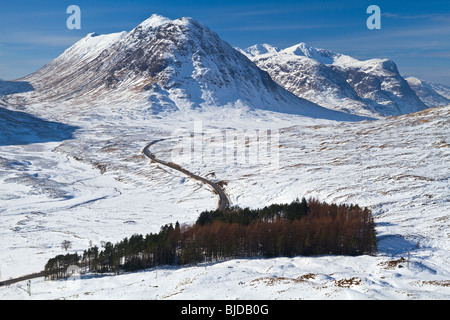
(0, 107, 79, 146)
(0, 80, 34, 95)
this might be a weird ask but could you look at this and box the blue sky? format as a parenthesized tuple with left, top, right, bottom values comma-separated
(1, 0, 449, 85)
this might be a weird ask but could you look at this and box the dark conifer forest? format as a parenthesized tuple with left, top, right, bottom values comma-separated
(44, 198, 377, 280)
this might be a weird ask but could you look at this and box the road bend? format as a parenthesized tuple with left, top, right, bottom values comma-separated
(142, 139, 230, 211)
(0, 138, 231, 289)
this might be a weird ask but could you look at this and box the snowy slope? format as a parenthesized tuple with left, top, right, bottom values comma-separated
(428, 82, 450, 100)
(15, 15, 359, 121)
(235, 43, 280, 57)
(0, 105, 448, 300)
(0, 106, 78, 146)
(0, 14, 448, 300)
(405, 77, 450, 107)
(242, 43, 428, 118)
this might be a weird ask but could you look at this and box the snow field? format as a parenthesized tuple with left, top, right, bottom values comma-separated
(1, 104, 449, 299)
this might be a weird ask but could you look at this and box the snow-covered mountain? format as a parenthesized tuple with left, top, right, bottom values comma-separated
(240, 43, 429, 118)
(1, 14, 449, 301)
(428, 81, 450, 100)
(405, 77, 450, 108)
(238, 43, 281, 57)
(16, 15, 358, 121)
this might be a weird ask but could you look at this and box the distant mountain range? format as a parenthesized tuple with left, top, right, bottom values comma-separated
(1, 14, 448, 120)
(237, 43, 448, 118)
(405, 76, 450, 108)
(7, 14, 361, 121)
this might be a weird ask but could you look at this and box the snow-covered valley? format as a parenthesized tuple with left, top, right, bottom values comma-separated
(0, 102, 449, 300)
(0, 14, 449, 300)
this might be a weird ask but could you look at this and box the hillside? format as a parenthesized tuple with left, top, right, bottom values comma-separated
(240, 43, 429, 118)
(1, 105, 448, 299)
(0, 14, 448, 300)
(12, 15, 359, 121)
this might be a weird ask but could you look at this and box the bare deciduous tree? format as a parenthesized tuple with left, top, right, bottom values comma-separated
(61, 240, 72, 251)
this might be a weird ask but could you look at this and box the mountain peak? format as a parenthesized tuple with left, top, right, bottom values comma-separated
(246, 42, 428, 117)
(134, 14, 204, 33)
(241, 42, 340, 65)
(405, 76, 422, 86)
(137, 14, 173, 30)
(86, 32, 100, 37)
(20, 14, 357, 120)
(243, 44, 280, 57)
(282, 43, 339, 65)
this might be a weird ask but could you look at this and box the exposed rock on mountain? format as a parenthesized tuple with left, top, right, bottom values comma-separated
(241, 42, 429, 118)
(405, 77, 450, 108)
(17, 15, 357, 120)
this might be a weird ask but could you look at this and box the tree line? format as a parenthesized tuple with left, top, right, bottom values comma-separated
(44, 198, 377, 280)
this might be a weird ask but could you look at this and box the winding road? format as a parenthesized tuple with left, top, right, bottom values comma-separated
(0, 271, 44, 287)
(0, 138, 230, 288)
(142, 139, 230, 211)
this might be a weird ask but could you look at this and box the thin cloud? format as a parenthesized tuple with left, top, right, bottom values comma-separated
(231, 8, 295, 18)
(1, 32, 84, 47)
(382, 12, 450, 22)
